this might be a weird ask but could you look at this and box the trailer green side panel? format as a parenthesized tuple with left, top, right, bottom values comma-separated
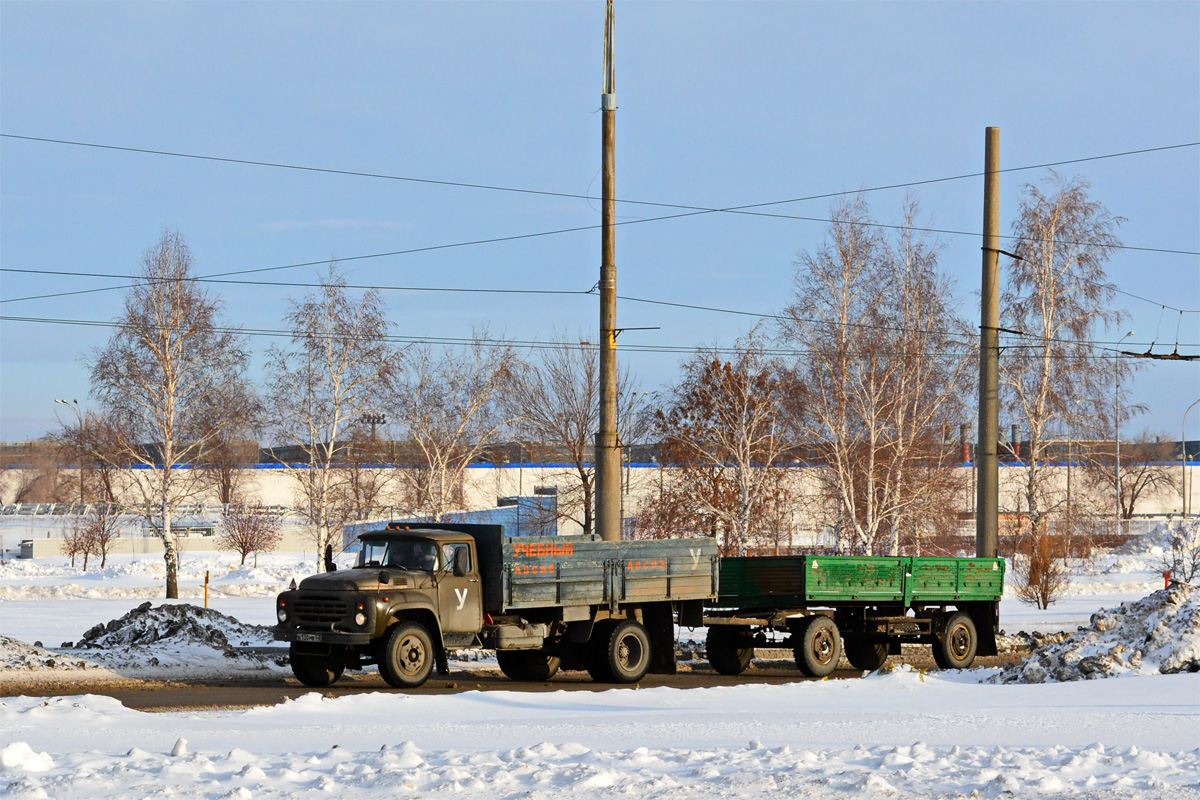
(908, 558, 1005, 602)
(805, 557, 907, 602)
(500, 536, 719, 612)
(717, 556, 808, 608)
(712, 555, 1005, 610)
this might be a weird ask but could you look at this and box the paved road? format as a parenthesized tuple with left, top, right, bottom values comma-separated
(3, 651, 1022, 711)
(4, 663, 867, 711)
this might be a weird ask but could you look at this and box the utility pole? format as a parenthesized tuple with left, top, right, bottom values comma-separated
(595, 0, 621, 541)
(1114, 331, 1135, 528)
(976, 127, 1000, 560)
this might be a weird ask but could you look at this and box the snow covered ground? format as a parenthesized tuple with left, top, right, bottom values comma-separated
(2, 526, 1198, 798)
(2, 671, 1198, 798)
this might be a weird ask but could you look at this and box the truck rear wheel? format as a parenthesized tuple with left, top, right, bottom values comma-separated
(933, 612, 977, 670)
(706, 625, 754, 675)
(496, 649, 561, 681)
(793, 616, 842, 678)
(379, 621, 435, 688)
(603, 619, 652, 683)
(843, 637, 889, 671)
(289, 644, 344, 687)
(585, 620, 617, 682)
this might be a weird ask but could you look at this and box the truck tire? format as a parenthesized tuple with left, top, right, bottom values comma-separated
(379, 621, 435, 688)
(793, 616, 842, 678)
(933, 612, 977, 670)
(585, 620, 617, 682)
(289, 644, 344, 688)
(603, 619, 652, 683)
(496, 649, 561, 682)
(843, 637, 889, 671)
(706, 625, 754, 675)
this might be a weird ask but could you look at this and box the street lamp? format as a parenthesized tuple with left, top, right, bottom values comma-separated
(54, 398, 84, 505)
(1184, 398, 1200, 517)
(1114, 332, 1134, 529)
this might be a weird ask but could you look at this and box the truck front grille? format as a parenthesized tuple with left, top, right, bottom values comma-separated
(293, 596, 348, 626)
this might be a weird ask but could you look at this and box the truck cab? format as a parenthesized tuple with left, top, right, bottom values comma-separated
(275, 529, 483, 688)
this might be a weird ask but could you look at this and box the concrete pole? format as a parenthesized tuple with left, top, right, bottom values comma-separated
(1184, 398, 1199, 516)
(976, 127, 1001, 559)
(1114, 332, 1134, 527)
(595, 0, 621, 541)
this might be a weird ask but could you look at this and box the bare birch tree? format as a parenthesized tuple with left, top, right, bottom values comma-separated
(507, 335, 647, 536)
(389, 333, 516, 521)
(266, 265, 393, 569)
(781, 197, 971, 555)
(1000, 173, 1129, 561)
(1081, 430, 1178, 520)
(89, 231, 252, 597)
(218, 499, 283, 566)
(649, 332, 787, 555)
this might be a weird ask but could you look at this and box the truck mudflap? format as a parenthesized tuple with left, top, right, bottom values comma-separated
(274, 628, 371, 646)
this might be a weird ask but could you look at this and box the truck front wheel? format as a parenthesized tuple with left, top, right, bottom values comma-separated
(706, 625, 754, 675)
(793, 616, 842, 678)
(380, 621, 435, 688)
(289, 644, 345, 688)
(496, 649, 561, 681)
(933, 612, 977, 670)
(604, 619, 652, 683)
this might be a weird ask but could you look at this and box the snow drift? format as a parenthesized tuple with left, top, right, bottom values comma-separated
(992, 583, 1200, 684)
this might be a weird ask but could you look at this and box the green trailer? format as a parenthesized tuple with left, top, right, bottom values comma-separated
(704, 555, 1005, 675)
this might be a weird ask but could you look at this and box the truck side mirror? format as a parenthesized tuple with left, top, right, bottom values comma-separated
(453, 547, 469, 577)
(324, 544, 337, 572)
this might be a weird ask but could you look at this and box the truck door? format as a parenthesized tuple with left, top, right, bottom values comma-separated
(437, 542, 483, 634)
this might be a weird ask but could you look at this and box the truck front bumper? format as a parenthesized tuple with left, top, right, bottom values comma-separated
(274, 628, 372, 646)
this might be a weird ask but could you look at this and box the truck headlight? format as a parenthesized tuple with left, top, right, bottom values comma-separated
(355, 612, 367, 626)
(277, 601, 288, 623)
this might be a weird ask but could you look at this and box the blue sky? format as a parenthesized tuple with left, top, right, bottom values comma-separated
(2, 1, 1197, 443)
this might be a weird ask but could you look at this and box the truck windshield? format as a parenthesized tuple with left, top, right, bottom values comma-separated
(357, 539, 439, 571)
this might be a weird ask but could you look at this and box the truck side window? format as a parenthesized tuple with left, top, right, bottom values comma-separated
(442, 544, 470, 573)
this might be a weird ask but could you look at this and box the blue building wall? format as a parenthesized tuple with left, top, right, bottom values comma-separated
(343, 494, 558, 549)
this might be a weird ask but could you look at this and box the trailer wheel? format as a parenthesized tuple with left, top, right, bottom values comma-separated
(706, 626, 754, 675)
(496, 650, 561, 682)
(793, 616, 842, 678)
(843, 637, 889, 671)
(604, 619, 652, 683)
(379, 621, 435, 688)
(933, 612, 977, 670)
(288, 644, 344, 687)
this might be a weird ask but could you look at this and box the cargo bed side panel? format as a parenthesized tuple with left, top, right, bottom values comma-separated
(909, 558, 1005, 602)
(500, 536, 718, 612)
(806, 557, 907, 602)
(716, 556, 808, 608)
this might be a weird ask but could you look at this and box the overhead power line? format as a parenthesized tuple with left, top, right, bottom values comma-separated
(4, 264, 1198, 343)
(3, 132, 1197, 257)
(3, 314, 1192, 360)
(3, 132, 1195, 220)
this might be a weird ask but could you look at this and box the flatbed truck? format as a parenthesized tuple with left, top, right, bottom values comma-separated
(275, 524, 719, 688)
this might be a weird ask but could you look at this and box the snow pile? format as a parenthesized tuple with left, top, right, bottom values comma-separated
(61, 601, 284, 672)
(0, 636, 100, 673)
(991, 583, 1200, 684)
(1113, 520, 1192, 556)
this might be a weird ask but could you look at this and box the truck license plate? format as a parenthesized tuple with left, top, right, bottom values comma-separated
(296, 632, 321, 642)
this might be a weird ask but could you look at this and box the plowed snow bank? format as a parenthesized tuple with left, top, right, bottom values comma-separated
(991, 583, 1200, 683)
